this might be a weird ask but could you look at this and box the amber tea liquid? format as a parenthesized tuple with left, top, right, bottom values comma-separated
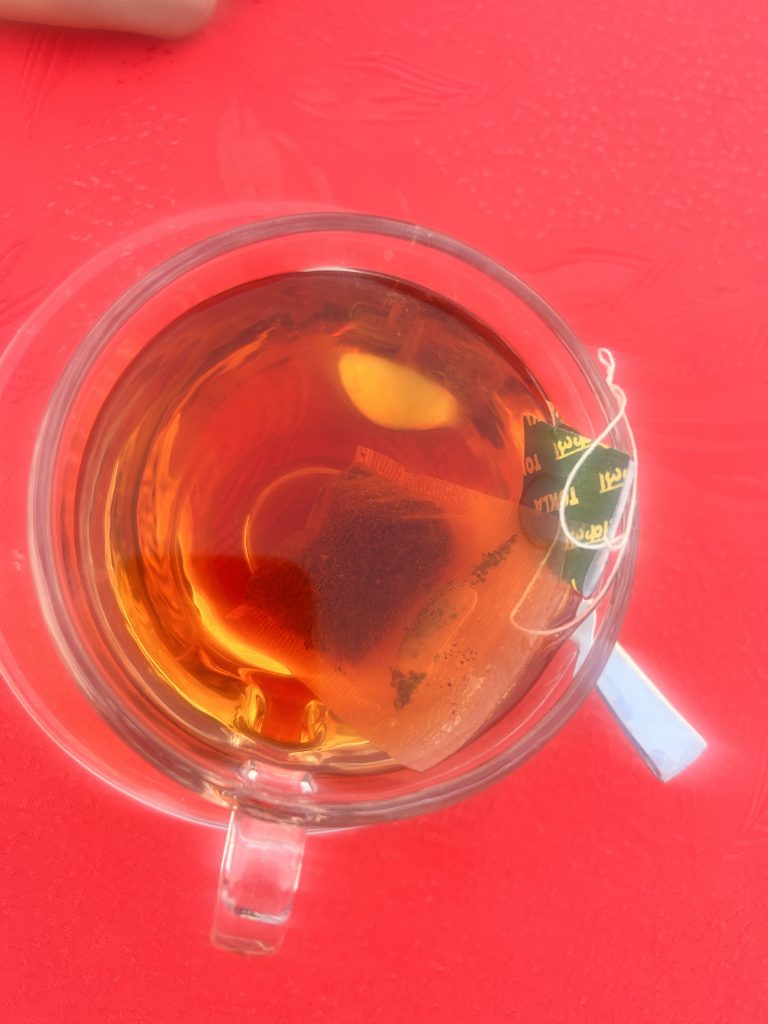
(77, 271, 562, 766)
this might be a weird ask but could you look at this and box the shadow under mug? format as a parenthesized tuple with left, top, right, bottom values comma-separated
(0, 212, 637, 953)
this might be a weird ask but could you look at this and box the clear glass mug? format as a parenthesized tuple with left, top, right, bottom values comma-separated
(0, 212, 637, 954)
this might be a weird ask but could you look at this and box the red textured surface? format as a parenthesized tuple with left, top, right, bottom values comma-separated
(1, 3, 767, 1022)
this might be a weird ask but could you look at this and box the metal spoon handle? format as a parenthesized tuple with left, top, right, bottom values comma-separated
(597, 644, 707, 781)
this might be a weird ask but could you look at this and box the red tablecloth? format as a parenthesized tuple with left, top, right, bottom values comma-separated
(1, 3, 767, 1022)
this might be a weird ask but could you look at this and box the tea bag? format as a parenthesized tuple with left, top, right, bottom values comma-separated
(229, 448, 572, 771)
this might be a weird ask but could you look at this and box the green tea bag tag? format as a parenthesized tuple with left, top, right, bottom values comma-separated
(519, 414, 633, 595)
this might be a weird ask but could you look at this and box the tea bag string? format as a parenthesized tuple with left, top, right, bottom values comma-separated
(509, 347, 638, 637)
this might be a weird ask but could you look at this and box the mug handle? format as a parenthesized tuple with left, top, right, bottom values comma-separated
(211, 805, 305, 955)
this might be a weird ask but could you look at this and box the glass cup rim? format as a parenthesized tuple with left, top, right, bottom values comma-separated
(10, 211, 637, 829)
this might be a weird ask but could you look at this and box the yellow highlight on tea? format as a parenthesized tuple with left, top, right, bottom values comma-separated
(338, 352, 461, 431)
